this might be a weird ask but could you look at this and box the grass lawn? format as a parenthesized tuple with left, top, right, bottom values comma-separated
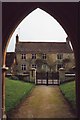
(5, 77, 35, 112)
(60, 81, 76, 110)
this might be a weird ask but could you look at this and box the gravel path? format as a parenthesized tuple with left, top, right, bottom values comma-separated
(8, 85, 76, 118)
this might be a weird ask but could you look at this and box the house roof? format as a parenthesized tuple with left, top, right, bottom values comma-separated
(6, 52, 16, 67)
(15, 42, 73, 53)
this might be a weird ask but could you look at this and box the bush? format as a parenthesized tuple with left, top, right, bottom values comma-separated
(10, 75, 19, 80)
(17, 75, 30, 82)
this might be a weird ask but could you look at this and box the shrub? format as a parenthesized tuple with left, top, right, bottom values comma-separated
(10, 75, 19, 80)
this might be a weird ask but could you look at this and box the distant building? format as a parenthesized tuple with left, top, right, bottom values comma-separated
(13, 35, 75, 75)
(6, 52, 16, 75)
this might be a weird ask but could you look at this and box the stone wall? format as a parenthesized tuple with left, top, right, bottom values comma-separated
(15, 52, 75, 74)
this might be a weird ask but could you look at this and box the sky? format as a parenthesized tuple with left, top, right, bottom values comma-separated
(7, 8, 67, 52)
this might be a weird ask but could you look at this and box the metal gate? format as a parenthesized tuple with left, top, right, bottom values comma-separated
(36, 72, 59, 85)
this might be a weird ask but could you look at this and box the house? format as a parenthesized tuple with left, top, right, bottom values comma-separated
(15, 35, 75, 75)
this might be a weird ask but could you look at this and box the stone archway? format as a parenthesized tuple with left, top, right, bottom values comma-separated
(2, 2, 80, 118)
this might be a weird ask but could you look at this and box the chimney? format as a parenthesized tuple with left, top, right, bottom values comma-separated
(16, 34, 19, 43)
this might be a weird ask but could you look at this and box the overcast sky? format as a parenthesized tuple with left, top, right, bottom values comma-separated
(7, 8, 67, 52)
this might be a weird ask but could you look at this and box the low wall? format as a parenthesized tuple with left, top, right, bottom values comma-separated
(6, 74, 31, 82)
(60, 74, 75, 84)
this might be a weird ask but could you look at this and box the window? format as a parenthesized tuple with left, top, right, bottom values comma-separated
(32, 64, 37, 69)
(21, 54, 26, 59)
(57, 53, 63, 59)
(32, 54, 36, 59)
(21, 64, 26, 70)
(42, 53, 46, 59)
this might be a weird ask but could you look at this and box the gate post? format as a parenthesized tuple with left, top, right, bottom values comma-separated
(46, 72, 48, 85)
(59, 68, 65, 84)
(30, 68, 36, 84)
(34, 69, 37, 85)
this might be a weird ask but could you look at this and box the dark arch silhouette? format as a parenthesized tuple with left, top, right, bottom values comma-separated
(7, 7, 68, 51)
(3, 2, 78, 52)
(2, 2, 79, 118)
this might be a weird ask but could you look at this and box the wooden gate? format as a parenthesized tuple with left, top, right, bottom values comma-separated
(36, 72, 59, 85)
